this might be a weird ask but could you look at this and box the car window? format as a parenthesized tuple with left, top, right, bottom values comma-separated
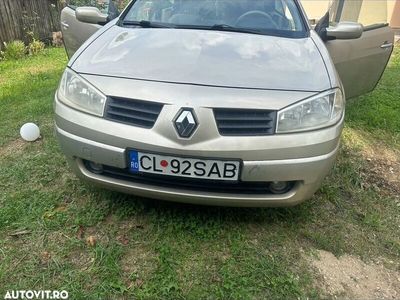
(330, 0, 388, 29)
(122, 0, 307, 37)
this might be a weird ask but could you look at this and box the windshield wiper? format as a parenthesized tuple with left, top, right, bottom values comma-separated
(177, 24, 263, 35)
(121, 21, 263, 34)
(210, 24, 236, 30)
(209, 24, 263, 34)
(122, 20, 175, 28)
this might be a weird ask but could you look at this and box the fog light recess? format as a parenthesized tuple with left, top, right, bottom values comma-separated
(88, 161, 104, 174)
(269, 181, 290, 194)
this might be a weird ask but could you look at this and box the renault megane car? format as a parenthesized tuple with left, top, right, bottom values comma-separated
(55, 0, 394, 206)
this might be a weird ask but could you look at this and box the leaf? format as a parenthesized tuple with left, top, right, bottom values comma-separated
(86, 235, 96, 247)
(76, 225, 85, 239)
(9, 230, 31, 237)
(42, 211, 55, 219)
(55, 205, 67, 212)
(117, 235, 129, 245)
(41, 251, 51, 262)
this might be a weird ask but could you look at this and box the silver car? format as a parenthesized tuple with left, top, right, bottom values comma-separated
(56, 0, 394, 207)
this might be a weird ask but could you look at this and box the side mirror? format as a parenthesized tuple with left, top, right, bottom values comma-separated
(76, 7, 108, 25)
(326, 22, 363, 40)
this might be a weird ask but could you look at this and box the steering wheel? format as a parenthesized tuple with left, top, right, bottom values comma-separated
(269, 11, 291, 30)
(235, 10, 279, 29)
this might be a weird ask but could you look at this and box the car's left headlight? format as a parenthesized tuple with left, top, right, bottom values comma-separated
(58, 68, 106, 116)
(276, 88, 344, 133)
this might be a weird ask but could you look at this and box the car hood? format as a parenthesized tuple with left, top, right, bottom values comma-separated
(72, 26, 331, 91)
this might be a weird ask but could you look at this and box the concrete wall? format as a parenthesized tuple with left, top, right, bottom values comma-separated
(388, 0, 400, 28)
(300, 0, 400, 28)
(301, 0, 330, 21)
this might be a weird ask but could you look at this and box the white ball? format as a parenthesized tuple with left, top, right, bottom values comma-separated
(20, 123, 41, 142)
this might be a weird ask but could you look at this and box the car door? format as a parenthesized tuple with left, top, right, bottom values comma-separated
(323, 0, 394, 99)
(61, 1, 121, 58)
(61, 5, 101, 58)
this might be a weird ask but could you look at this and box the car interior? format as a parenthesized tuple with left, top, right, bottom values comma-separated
(125, 0, 304, 32)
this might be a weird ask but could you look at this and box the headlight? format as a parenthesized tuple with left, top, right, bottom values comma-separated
(276, 88, 344, 133)
(58, 68, 106, 116)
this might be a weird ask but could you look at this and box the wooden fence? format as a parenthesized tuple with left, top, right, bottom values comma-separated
(0, 0, 63, 48)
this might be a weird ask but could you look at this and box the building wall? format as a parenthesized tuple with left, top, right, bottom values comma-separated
(301, 0, 330, 21)
(301, 0, 400, 28)
(388, 0, 400, 28)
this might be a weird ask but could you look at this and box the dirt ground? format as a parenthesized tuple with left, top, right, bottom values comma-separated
(310, 250, 400, 299)
(359, 139, 400, 203)
(308, 131, 400, 299)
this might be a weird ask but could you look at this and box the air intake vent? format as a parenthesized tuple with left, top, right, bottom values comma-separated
(214, 108, 277, 136)
(105, 97, 163, 128)
(83, 160, 296, 195)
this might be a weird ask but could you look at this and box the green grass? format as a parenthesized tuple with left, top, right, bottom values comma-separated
(0, 46, 399, 299)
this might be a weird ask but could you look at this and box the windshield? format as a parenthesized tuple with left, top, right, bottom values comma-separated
(122, 0, 307, 38)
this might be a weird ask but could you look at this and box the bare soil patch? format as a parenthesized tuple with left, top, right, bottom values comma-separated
(0, 139, 27, 157)
(359, 141, 400, 198)
(310, 250, 400, 300)
(344, 129, 400, 198)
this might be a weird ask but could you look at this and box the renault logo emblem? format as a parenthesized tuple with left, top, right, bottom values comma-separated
(174, 109, 198, 138)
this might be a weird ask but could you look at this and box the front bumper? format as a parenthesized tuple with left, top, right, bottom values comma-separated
(55, 115, 341, 207)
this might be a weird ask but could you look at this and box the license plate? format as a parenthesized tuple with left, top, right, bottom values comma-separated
(128, 151, 240, 181)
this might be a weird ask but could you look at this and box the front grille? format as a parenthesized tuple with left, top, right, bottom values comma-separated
(84, 161, 295, 195)
(104, 97, 163, 128)
(214, 108, 277, 136)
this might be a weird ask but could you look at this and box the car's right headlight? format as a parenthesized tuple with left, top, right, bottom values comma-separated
(276, 88, 344, 133)
(57, 68, 106, 116)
